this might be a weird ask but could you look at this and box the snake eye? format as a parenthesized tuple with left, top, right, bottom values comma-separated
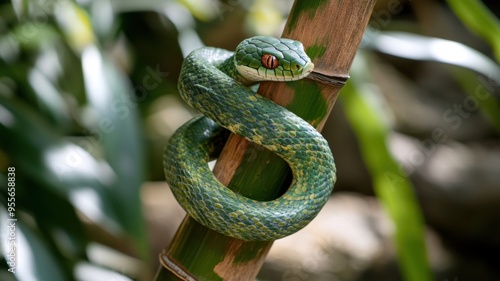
(262, 54, 278, 69)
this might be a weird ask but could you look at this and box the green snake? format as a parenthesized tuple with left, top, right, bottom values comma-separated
(164, 36, 336, 241)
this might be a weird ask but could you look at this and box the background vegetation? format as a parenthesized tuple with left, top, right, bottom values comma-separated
(0, 0, 499, 280)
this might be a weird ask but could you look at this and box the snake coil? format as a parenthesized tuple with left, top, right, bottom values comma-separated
(164, 36, 336, 241)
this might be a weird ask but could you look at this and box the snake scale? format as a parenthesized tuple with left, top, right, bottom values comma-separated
(164, 36, 336, 241)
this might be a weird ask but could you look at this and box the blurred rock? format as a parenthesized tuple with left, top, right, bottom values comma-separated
(372, 60, 495, 141)
(143, 185, 454, 281)
(144, 129, 500, 279)
(321, 49, 500, 280)
(390, 133, 500, 267)
(259, 193, 395, 281)
(258, 193, 451, 281)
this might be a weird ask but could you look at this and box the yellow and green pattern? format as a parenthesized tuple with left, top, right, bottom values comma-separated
(164, 36, 336, 241)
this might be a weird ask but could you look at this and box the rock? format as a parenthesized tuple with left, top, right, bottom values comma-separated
(258, 193, 451, 281)
(390, 132, 500, 263)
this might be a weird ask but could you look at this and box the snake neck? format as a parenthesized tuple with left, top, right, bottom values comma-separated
(217, 54, 255, 87)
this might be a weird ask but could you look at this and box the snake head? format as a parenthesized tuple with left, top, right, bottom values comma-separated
(234, 36, 314, 83)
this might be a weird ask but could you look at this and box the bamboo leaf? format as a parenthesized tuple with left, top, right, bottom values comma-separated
(27, 66, 72, 130)
(74, 262, 134, 281)
(446, 0, 500, 62)
(450, 67, 500, 133)
(80, 45, 148, 258)
(0, 205, 69, 281)
(54, 1, 96, 54)
(363, 30, 500, 85)
(340, 51, 432, 281)
(0, 95, 122, 236)
(20, 178, 89, 261)
(363, 29, 500, 134)
(56, 2, 148, 258)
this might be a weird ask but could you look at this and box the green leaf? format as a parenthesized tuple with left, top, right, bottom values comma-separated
(446, 0, 500, 63)
(55, 2, 148, 257)
(80, 45, 148, 258)
(363, 29, 500, 134)
(340, 52, 432, 281)
(74, 262, 134, 281)
(54, 1, 96, 54)
(363, 30, 500, 85)
(0, 95, 122, 236)
(9, 24, 60, 52)
(27, 66, 72, 130)
(0, 170, 88, 262)
(21, 178, 89, 261)
(0, 206, 69, 281)
(450, 67, 500, 133)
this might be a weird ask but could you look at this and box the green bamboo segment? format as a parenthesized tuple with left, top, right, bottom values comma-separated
(157, 0, 376, 280)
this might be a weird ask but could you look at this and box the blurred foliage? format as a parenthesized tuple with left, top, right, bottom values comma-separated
(341, 52, 432, 281)
(446, 0, 500, 62)
(0, 0, 499, 280)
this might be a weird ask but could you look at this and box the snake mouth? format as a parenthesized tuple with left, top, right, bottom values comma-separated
(281, 61, 315, 81)
(236, 61, 315, 83)
(296, 62, 314, 79)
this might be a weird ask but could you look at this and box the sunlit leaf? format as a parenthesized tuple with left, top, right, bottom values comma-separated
(54, 2, 95, 54)
(74, 262, 134, 281)
(28, 67, 71, 129)
(340, 52, 432, 281)
(0, 171, 88, 263)
(362, 29, 500, 134)
(21, 178, 89, 261)
(110, 0, 218, 22)
(10, 0, 28, 19)
(363, 29, 500, 85)
(0, 95, 123, 236)
(246, 0, 283, 36)
(9, 24, 60, 52)
(0, 206, 69, 281)
(446, 0, 500, 62)
(177, 0, 219, 22)
(80, 45, 148, 258)
(0, 50, 72, 131)
(87, 0, 116, 42)
(450, 67, 500, 133)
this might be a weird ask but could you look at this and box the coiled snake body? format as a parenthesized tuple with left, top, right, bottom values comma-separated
(164, 36, 336, 241)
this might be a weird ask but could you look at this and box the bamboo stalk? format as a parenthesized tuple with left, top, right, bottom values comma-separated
(156, 0, 376, 280)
